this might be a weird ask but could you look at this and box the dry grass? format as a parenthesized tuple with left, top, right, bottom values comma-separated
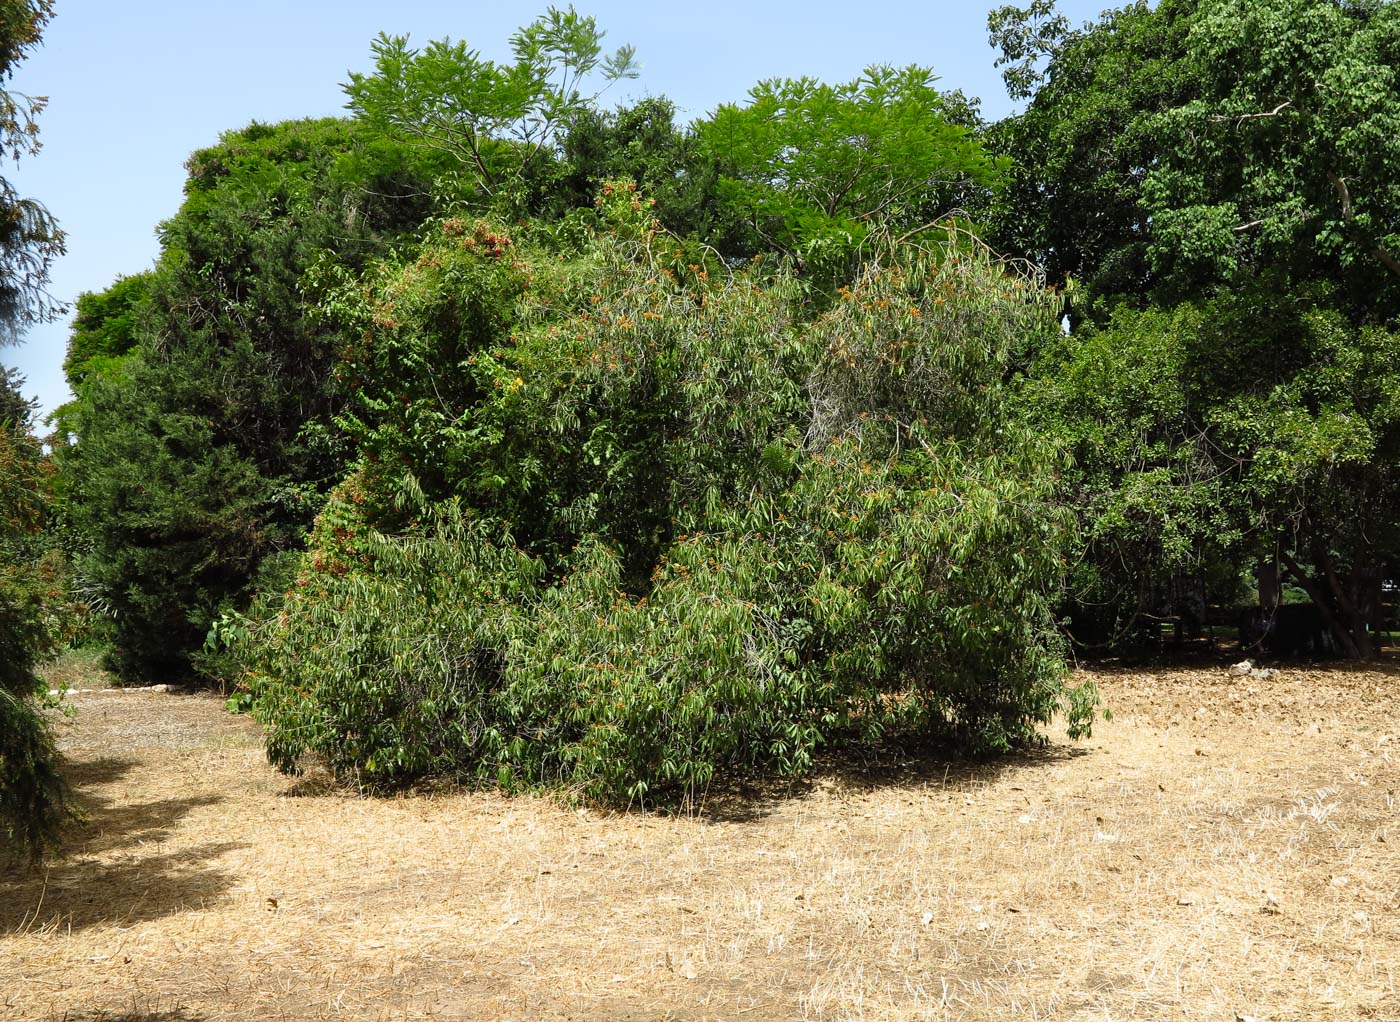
(38, 649, 116, 693)
(3, 662, 1398, 1021)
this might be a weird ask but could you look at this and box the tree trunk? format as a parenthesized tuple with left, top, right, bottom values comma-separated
(1279, 550, 1378, 660)
(1257, 560, 1280, 611)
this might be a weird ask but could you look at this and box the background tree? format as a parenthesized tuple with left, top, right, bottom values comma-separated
(1142, 0, 1400, 316)
(986, 0, 1198, 308)
(61, 118, 438, 680)
(992, 0, 1400, 656)
(59, 272, 150, 390)
(344, 5, 638, 208)
(697, 66, 1005, 284)
(553, 97, 735, 245)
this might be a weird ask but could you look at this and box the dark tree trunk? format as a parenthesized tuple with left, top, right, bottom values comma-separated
(1280, 550, 1378, 660)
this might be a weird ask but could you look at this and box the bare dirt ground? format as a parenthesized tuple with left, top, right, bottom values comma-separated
(3, 662, 1398, 1022)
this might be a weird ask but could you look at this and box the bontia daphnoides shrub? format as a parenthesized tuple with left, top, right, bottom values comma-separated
(234, 205, 1102, 804)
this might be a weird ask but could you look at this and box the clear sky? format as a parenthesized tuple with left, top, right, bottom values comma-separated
(4, 0, 1102, 421)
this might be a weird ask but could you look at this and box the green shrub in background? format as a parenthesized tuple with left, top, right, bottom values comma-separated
(232, 199, 1101, 804)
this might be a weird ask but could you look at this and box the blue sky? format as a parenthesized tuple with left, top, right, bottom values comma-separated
(4, 0, 1102, 421)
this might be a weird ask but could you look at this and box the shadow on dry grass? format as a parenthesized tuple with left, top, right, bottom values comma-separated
(50, 1004, 206, 1021)
(0, 757, 245, 935)
(64, 759, 225, 858)
(5, 668, 1397, 1021)
(690, 741, 1093, 824)
(0, 839, 246, 934)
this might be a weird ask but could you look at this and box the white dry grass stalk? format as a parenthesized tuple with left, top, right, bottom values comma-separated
(0, 663, 1397, 1021)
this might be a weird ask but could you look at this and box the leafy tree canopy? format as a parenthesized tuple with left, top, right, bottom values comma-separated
(553, 97, 734, 244)
(993, 0, 1400, 656)
(344, 6, 639, 205)
(990, 0, 1400, 319)
(986, 0, 1199, 307)
(231, 197, 1101, 801)
(697, 66, 1005, 281)
(1146, 0, 1400, 314)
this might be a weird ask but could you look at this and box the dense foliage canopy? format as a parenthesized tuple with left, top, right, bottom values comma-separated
(991, 0, 1400, 654)
(697, 67, 1003, 282)
(233, 200, 1094, 800)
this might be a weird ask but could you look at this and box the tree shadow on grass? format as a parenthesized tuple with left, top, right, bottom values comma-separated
(51, 1006, 207, 1022)
(0, 839, 248, 934)
(0, 757, 246, 934)
(694, 741, 1094, 824)
(60, 757, 226, 857)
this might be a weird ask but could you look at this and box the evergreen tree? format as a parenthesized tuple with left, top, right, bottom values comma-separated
(62, 119, 436, 679)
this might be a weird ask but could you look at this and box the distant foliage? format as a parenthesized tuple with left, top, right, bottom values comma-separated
(992, 0, 1400, 656)
(232, 198, 1099, 803)
(60, 272, 151, 389)
(697, 66, 1004, 286)
(1029, 288, 1400, 656)
(344, 6, 639, 206)
(554, 97, 736, 245)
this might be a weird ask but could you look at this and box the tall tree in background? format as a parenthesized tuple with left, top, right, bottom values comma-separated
(0, 0, 65, 862)
(1143, 0, 1400, 316)
(989, 0, 1400, 314)
(985, 0, 1198, 308)
(344, 6, 638, 209)
(61, 119, 437, 680)
(697, 66, 1004, 284)
(992, 0, 1400, 657)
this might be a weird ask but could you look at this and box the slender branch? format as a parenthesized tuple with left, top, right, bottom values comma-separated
(1327, 169, 1400, 281)
(823, 154, 869, 218)
(1210, 101, 1292, 125)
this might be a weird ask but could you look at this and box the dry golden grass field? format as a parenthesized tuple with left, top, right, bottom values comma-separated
(4, 660, 1398, 1022)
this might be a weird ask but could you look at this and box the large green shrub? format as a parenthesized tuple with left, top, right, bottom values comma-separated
(234, 203, 1099, 803)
